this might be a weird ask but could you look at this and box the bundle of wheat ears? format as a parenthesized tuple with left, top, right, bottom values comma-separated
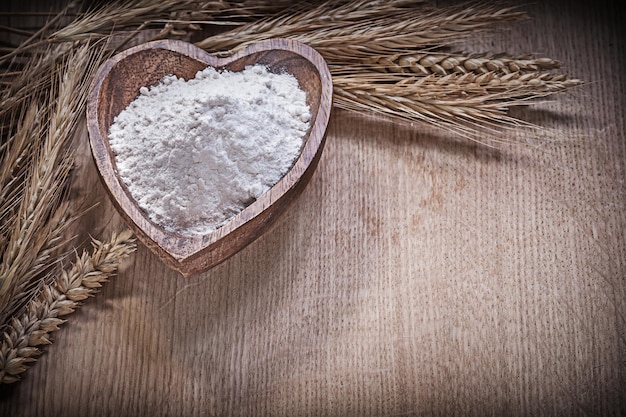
(0, 0, 580, 384)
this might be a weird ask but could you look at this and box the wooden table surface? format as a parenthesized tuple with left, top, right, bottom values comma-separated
(1, 2, 625, 416)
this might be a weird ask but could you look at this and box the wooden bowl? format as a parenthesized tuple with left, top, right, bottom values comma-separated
(86, 39, 332, 277)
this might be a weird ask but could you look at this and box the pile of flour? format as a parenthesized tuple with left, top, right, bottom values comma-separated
(108, 64, 310, 235)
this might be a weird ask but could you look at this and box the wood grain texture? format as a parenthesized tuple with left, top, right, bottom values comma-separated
(87, 39, 332, 277)
(1, 1, 625, 416)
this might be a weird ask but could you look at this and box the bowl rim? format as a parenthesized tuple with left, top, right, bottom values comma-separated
(86, 38, 333, 276)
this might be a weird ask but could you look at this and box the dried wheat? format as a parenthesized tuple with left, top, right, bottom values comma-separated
(197, 2, 525, 55)
(47, 0, 296, 44)
(0, 230, 136, 384)
(195, 1, 578, 140)
(0, 43, 106, 327)
(343, 52, 562, 76)
(332, 71, 582, 141)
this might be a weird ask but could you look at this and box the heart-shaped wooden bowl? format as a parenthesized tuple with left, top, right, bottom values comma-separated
(87, 39, 332, 277)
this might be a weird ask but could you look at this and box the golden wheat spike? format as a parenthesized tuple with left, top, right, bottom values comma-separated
(0, 231, 136, 384)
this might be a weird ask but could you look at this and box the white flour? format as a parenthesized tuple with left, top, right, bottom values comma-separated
(108, 64, 310, 236)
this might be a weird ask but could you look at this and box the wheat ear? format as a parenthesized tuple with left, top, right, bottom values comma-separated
(0, 230, 136, 384)
(197, 2, 525, 55)
(344, 52, 562, 76)
(332, 71, 582, 142)
(0, 43, 106, 327)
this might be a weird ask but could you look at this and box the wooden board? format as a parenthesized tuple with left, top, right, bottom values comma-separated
(1, 1, 625, 416)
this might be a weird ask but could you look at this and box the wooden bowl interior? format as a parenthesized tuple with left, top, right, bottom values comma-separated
(96, 47, 322, 233)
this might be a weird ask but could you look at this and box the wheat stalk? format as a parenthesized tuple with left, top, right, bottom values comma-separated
(197, 0, 428, 52)
(0, 0, 296, 70)
(333, 71, 581, 100)
(0, 43, 107, 328)
(0, 230, 136, 384)
(0, 1, 79, 68)
(197, 2, 525, 55)
(39, 0, 296, 46)
(332, 70, 582, 141)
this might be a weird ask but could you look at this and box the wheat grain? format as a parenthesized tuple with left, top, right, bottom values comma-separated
(0, 104, 41, 240)
(342, 52, 562, 76)
(0, 230, 136, 384)
(0, 43, 106, 327)
(332, 71, 581, 97)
